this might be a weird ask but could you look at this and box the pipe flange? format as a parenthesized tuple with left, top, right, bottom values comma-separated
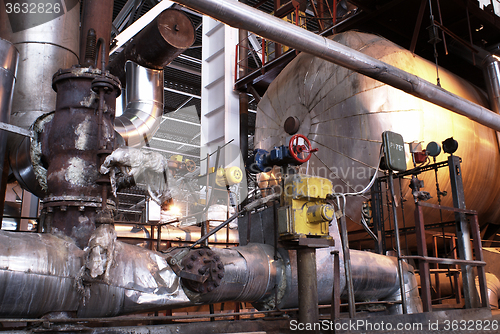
(52, 66, 121, 96)
(180, 247, 225, 294)
(91, 75, 122, 96)
(42, 196, 116, 209)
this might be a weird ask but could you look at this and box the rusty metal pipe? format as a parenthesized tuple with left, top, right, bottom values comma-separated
(107, 8, 195, 86)
(80, 0, 114, 66)
(171, 0, 500, 131)
(297, 247, 319, 325)
(43, 67, 120, 248)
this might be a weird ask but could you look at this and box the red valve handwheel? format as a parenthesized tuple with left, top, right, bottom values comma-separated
(289, 134, 317, 163)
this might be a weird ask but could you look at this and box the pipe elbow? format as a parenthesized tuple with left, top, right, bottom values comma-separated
(115, 61, 164, 147)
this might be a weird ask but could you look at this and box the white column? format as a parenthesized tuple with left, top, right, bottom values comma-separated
(200, 17, 240, 171)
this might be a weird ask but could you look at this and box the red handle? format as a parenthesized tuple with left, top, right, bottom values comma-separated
(289, 134, 317, 163)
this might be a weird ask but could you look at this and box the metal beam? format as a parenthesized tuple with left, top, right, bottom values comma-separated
(164, 87, 201, 99)
(161, 115, 200, 126)
(152, 137, 200, 148)
(143, 146, 200, 159)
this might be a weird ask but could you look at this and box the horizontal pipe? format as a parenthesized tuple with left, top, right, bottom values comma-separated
(0, 227, 421, 317)
(107, 8, 195, 86)
(172, 0, 500, 131)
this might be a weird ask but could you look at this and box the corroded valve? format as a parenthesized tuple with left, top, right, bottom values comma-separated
(180, 248, 225, 294)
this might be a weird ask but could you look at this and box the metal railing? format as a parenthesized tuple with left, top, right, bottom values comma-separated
(234, 0, 337, 82)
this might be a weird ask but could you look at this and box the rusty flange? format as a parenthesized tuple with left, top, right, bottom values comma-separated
(180, 247, 225, 294)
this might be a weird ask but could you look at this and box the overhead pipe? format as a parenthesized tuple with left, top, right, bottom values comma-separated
(107, 8, 195, 86)
(171, 0, 500, 132)
(79, 0, 114, 67)
(3, 7, 195, 197)
(483, 55, 500, 133)
(111, 8, 195, 147)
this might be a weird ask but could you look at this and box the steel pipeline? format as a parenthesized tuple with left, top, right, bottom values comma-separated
(0, 227, 421, 317)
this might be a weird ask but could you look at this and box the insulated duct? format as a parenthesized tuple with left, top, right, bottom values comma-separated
(0, 38, 18, 206)
(171, 0, 500, 132)
(114, 61, 164, 147)
(107, 8, 195, 86)
(0, 223, 421, 317)
(111, 8, 195, 147)
(3, 6, 195, 197)
(0, 0, 80, 197)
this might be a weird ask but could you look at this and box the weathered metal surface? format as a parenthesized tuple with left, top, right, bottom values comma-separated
(297, 247, 319, 324)
(189, 243, 284, 305)
(41, 66, 120, 248)
(0, 0, 79, 197)
(79, 0, 114, 66)
(0, 38, 18, 186)
(107, 8, 195, 85)
(0, 37, 18, 224)
(0, 225, 423, 320)
(180, 247, 225, 293)
(0, 231, 83, 317)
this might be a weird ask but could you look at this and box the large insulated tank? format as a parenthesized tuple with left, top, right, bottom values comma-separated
(254, 31, 500, 247)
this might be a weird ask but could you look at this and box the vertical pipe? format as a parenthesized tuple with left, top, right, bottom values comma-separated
(339, 213, 355, 318)
(330, 250, 340, 320)
(0, 37, 18, 222)
(261, 38, 265, 66)
(80, 0, 114, 66)
(470, 214, 489, 308)
(172, 0, 500, 132)
(433, 235, 442, 303)
(388, 173, 407, 314)
(482, 55, 500, 149)
(371, 178, 385, 254)
(414, 203, 432, 311)
(297, 247, 319, 327)
(448, 155, 479, 308)
(239, 29, 249, 162)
